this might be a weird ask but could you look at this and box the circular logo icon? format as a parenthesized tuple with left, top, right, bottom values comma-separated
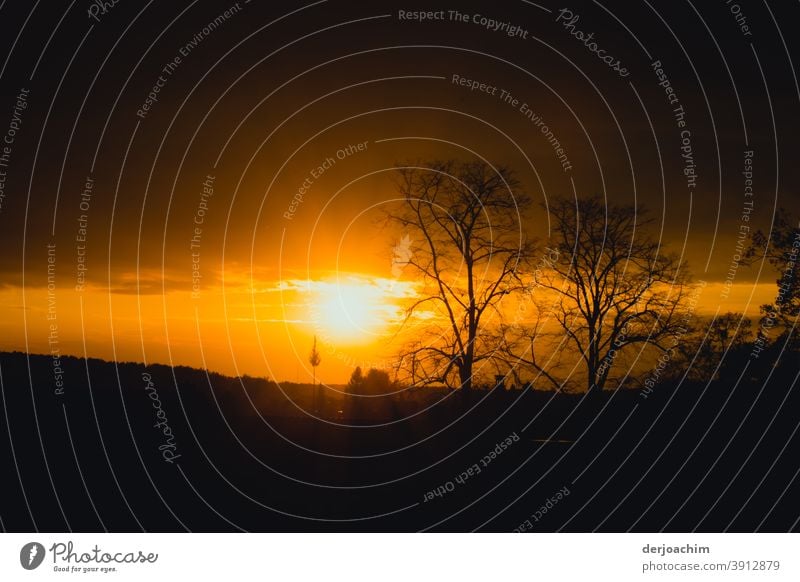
(19, 542, 45, 570)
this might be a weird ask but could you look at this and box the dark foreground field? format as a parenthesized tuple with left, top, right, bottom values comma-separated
(1, 351, 798, 532)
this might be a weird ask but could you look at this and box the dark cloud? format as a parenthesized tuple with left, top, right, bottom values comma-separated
(0, 0, 796, 294)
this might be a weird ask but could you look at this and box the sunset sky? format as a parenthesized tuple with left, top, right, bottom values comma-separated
(0, 0, 796, 383)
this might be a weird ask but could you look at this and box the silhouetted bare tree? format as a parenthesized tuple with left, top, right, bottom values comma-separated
(748, 209, 800, 355)
(388, 160, 534, 390)
(675, 312, 753, 382)
(522, 195, 693, 393)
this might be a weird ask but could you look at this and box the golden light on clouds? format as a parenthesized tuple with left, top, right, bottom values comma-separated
(246, 275, 419, 341)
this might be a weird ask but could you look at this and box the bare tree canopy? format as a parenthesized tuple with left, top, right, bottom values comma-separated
(388, 160, 534, 390)
(514, 195, 693, 393)
(748, 209, 800, 352)
(675, 312, 753, 383)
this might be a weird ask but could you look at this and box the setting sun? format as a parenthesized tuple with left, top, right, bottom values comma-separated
(302, 277, 416, 344)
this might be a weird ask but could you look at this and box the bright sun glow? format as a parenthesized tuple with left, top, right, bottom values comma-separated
(302, 277, 417, 344)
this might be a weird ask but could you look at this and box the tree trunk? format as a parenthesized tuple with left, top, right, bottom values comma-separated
(463, 255, 476, 391)
(588, 366, 603, 393)
(459, 362, 473, 390)
(594, 367, 610, 393)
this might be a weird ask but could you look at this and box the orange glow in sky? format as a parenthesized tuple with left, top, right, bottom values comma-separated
(0, 269, 778, 384)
